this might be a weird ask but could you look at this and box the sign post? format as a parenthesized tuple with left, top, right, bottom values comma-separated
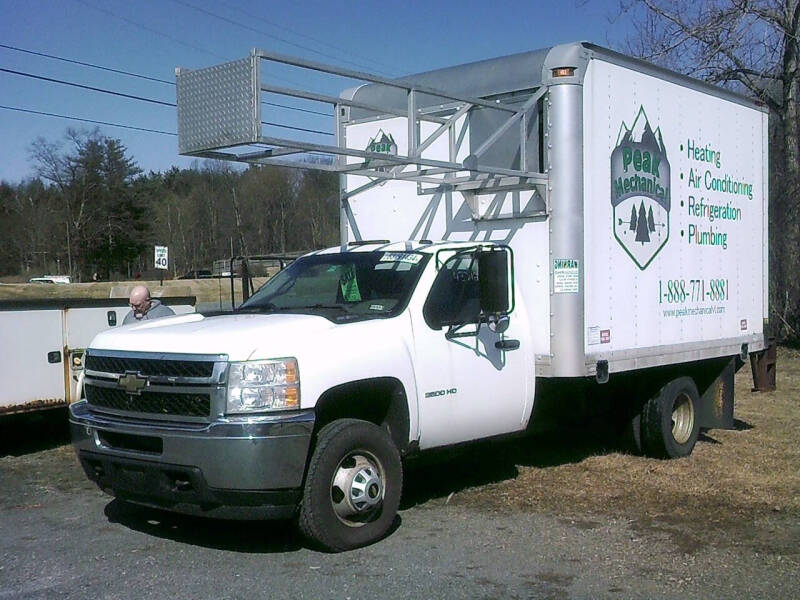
(154, 245, 168, 286)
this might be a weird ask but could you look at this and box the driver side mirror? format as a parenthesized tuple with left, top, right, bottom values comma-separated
(423, 246, 513, 334)
(478, 248, 511, 315)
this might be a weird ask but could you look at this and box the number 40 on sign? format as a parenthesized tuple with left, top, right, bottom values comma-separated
(154, 245, 168, 270)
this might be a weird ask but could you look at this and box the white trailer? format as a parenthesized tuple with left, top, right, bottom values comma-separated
(69, 43, 770, 551)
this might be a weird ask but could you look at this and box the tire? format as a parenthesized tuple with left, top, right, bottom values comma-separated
(298, 419, 402, 552)
(641, 377, 700, 459)
(622, 411, 643, 455)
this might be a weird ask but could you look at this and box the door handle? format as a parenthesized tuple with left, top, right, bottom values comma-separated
(495, 339, 520, 351)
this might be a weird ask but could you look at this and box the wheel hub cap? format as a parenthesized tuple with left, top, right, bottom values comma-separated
(331, 454, 384, 525)
(349, 465, 383, 510)
(671, 392, 695, 444)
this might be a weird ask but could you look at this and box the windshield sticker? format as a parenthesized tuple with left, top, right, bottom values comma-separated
(369, 304, 384, 311)
(340, 264, 362, 302)
(380, 252, 423, 264)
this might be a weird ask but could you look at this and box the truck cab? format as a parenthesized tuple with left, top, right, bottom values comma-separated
(70, 241, 532, 551)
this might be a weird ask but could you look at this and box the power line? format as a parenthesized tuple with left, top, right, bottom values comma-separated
(4, 3, 366, 130)
(3, 66, 333, 139)
(0, 104, 333, 139)
(0, 43, 174, 85)
(0, 67, 176, 106)
(170, 0, 396, 77)
(217, 0, 403, 75)
(262, 100, 330, 118)
(73, 0, 231, 62)
(2, 65, 334, 133)
(261, 121, 332, 137)
(0, 104, 177, 136)
(1, 42, 331, 118)
(73, 0, 309, 89)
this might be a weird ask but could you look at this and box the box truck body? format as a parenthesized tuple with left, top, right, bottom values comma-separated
(69, 43, 769, 551)
(340, 43, 767, 377)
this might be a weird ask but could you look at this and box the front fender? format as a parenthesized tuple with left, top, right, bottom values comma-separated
(250, 314, 420, 443)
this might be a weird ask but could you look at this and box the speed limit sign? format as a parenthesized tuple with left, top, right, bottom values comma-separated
(154, 245, 168, 270)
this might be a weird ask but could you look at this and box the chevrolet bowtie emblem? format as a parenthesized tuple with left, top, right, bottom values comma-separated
(119, 372, 148, 394)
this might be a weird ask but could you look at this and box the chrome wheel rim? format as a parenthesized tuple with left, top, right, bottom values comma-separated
(671, 392, 695, 444)
(330, 451, 385, 527)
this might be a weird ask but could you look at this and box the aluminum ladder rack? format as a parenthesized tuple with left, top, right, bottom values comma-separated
(176, 48, 549, 209)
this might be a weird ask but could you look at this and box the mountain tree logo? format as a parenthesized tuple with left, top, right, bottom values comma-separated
(365, 129, 398, 174)
(610, 106, 670, 270)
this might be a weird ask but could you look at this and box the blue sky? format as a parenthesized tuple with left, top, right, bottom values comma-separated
(0, 0, 629, 183)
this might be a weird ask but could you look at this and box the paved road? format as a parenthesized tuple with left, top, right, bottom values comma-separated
(1, 412, 798, 599)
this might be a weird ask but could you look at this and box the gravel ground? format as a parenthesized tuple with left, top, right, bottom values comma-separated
(1, 451, 797, 600)
(1, 355, 798, 599)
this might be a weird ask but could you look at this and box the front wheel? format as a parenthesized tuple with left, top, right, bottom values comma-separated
(641, 377, 700, 459)
(298, 419, 402, 552)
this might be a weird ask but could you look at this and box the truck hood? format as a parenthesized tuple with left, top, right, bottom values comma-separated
(89, 312, 337, 361)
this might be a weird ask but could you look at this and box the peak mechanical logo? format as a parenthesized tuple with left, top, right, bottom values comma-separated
(365, 129, 397, 173)
(611, 106, 671, 270)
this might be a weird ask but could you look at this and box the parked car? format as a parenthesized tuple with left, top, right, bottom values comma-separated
(29, 275, 71, 284)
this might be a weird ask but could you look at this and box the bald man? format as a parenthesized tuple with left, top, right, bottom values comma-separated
(122, 285, 175, 325)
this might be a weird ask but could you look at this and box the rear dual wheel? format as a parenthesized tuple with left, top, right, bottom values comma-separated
(641, 376, 700, 459)
(298, 419, 402, 552)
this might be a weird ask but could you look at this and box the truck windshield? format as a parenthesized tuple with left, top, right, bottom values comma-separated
(238, 251, 429, 322)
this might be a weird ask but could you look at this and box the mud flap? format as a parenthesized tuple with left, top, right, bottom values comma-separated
(750, 337, 777, 392)
(697, 358, 735, 429)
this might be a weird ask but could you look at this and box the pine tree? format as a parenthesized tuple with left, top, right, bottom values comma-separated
(635, 202, 650, 243)
(647, 206, 655, 232)
(629, 205, 637, 231)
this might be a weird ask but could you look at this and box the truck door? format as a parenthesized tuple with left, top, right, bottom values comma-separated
(0, 308, 65, 413)
(412, 250, 530, 448)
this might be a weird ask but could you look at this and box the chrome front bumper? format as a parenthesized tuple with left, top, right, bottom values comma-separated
(69, 400, 314, 519)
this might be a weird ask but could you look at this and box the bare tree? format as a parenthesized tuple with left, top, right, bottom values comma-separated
(619, 0, 800, 337)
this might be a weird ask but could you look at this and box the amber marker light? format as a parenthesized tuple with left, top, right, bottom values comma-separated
(285, 359, 298, 384)
(552, 67, 576, 78)
(285, 387, 299, 408)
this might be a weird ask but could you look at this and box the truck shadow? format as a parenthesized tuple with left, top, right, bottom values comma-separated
(0, 407, 70, 457)
(401, 420, 638, 509)
(104, 499, 307, 553)
(401, 415, 754, 509)
(103, 499, 403, 553)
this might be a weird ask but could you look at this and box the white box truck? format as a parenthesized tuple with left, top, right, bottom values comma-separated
(70, 43, 770, 551)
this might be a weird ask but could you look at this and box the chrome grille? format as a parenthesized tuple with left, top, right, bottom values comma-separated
(85, 354, 214, 378)
(85, 385, 211, 417)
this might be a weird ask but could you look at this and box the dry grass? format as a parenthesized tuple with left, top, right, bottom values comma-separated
(405, 349, 800, 530)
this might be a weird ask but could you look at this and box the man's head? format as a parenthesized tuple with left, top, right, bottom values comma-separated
(129, 285, 152, 319)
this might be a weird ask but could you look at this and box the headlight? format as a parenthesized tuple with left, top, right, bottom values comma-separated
(226, 358, 300, 413)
